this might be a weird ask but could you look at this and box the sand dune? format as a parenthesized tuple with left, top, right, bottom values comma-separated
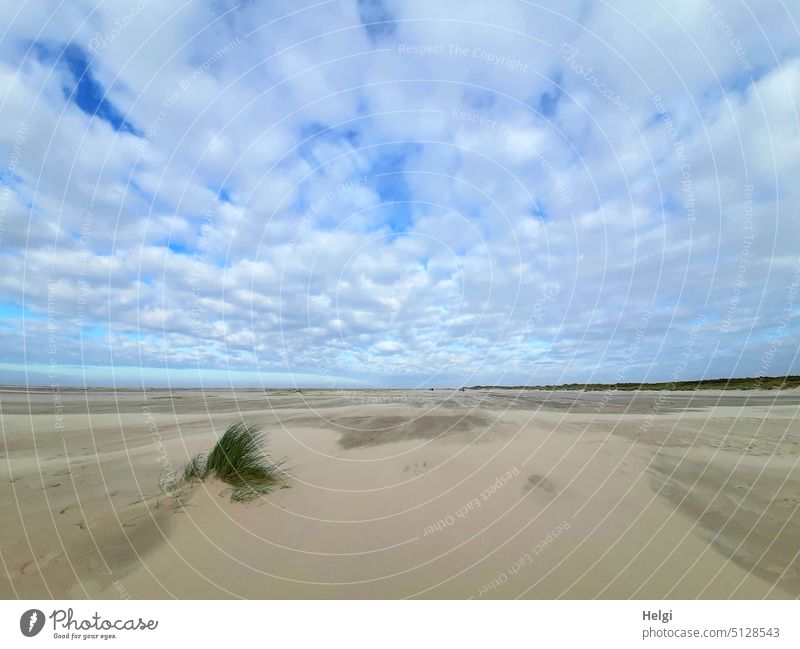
(1, 387, 798, 598)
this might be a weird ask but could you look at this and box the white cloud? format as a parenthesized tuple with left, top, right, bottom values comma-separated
(0, 0, 797, 386)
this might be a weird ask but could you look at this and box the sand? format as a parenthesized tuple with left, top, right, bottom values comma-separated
(1, 386, 799, 599)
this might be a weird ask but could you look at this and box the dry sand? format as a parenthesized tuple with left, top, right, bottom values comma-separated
(1, 386, 799, 599)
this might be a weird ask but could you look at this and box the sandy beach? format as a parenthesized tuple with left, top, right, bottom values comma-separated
(1, 387, 798, 599)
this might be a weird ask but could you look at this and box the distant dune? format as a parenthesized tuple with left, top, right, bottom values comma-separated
(469, 374, 800, 392)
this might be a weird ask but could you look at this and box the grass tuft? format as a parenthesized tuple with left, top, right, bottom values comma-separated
(177, 422, 286, 501)
(183, 453, 207, 482)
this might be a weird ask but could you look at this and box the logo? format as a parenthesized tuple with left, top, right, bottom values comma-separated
(20, 609, 45, 637)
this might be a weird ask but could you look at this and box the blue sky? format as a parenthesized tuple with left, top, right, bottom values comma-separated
(0, 0, 798, 387)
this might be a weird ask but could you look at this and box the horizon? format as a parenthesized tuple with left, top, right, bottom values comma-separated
(5, 372, 798, 391)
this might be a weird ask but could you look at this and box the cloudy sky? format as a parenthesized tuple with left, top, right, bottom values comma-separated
(0, 0, 798, 387)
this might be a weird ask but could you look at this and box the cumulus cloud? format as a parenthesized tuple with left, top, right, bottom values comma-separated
(0, 0, 797, 387)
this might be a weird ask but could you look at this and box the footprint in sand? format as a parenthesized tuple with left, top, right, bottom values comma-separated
(404, 461, 430, 476)
(20, 551, 64, 575)
(524, 474, 557, 495)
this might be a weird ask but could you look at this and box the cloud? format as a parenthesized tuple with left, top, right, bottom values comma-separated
(0, 0, 797, 387)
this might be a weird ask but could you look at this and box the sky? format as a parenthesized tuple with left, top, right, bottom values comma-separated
(0, 0, 798, 388)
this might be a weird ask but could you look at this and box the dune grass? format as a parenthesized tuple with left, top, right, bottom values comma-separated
(182, 453, 207, 482)
(179, 422, 286, 501)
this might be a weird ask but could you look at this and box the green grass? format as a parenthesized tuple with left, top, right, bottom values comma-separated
(177, 422, 286, 501)
(182, 453, 207, 482)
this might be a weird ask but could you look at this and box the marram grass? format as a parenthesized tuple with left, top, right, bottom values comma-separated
(183, 452, 207, 482)
(175, 422, 286, 501)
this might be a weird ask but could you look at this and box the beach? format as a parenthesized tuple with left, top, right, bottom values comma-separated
(1, 387, 799, 599)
